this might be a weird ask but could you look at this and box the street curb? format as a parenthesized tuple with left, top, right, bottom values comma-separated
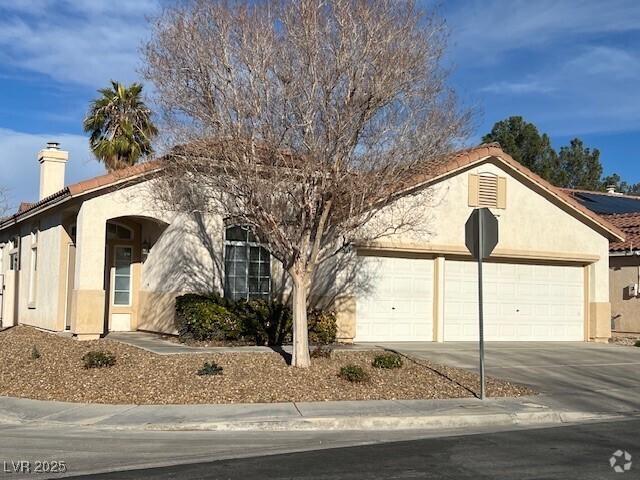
(63, 411, 617, 432)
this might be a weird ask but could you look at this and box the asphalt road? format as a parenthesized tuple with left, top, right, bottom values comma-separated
(0, 423, 533, 479)
(60, 418, 638, 479)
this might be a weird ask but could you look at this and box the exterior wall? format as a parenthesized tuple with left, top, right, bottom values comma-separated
(610, 255, 640, 332)
(0, 213, 66, 332)
(137, 211, 226, 334)
(19, 213, 66, 331)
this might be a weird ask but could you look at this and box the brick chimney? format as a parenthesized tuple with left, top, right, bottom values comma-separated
(37, 141, 68, 200)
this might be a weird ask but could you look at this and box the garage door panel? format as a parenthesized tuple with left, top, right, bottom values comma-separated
(356, 256, 434, 342)
(444, 260, 583, 341)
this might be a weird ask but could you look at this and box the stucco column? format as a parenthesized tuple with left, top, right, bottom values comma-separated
(588, 258, 611, 343)
(433, 256, 445, 342)
(70, 202, 107, 340)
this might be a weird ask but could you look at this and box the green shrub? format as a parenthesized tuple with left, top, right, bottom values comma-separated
(308, 309, 338, 345)
(310, 345, 332, 359)
(634, 340, 640, 347)
(197, 361, 224, 376)
(175, 294, 243, 341)
(372, 353, 403, 369)
(338, 364, 370, 383)
(243, 299, 292, 345)
(31, 346, 41, 360)
(83, 351, 116, 369)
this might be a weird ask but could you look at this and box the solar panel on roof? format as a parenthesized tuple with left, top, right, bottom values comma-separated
(574, 192, 640, 215)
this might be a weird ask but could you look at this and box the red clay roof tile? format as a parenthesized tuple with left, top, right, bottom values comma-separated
(605, 213, 640, 252)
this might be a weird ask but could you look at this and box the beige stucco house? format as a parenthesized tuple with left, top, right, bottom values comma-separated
(561, 189, 640, 334)
(603, 213, 640, 333)
(0, 142, 624, 343)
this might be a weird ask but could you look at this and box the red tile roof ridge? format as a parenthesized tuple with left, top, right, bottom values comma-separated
(561, 187, 640, 199)
(67, 160, 162, 196)
(603, 211, 640, 219)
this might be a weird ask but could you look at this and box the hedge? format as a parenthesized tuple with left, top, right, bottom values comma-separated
(175, 293, 337, 345)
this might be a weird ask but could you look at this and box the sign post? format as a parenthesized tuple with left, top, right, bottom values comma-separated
(465, 208, 498, 400)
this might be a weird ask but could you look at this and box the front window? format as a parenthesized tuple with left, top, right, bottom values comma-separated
(107, 223, 133, 241)
(224, 226, 271, 300)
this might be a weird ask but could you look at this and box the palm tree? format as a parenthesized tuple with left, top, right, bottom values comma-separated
(83, 80, 158, 172)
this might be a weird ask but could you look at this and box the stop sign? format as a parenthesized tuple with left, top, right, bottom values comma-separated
(465, 208, 498, 260)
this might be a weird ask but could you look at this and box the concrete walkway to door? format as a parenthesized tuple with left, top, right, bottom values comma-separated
(373, 342, 640, 415)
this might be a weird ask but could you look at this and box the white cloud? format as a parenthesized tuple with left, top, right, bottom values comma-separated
(0, 129, 106, 211)
(0, 0, 160, 88)
(566, 46, 640, 80)
(481, 80, 553, 94)
(445, 0, 640, 64)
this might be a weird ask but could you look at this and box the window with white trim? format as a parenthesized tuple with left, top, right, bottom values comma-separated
(9, 236, 19, 271)
(224, 226, 271, 300)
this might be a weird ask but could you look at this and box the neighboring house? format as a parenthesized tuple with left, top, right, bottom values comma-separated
(564, 188, 640, 333)
(0, 143, 623, 343)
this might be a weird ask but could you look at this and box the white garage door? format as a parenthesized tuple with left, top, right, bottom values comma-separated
(444, 261, 584, 341)
(355, 256, 433, 342)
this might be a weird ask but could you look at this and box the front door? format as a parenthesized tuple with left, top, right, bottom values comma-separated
(107, 245, 134, 331)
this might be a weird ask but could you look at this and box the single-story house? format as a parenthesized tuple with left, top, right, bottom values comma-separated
(0, 142, 623, 343)
(563, 188, 640, 333)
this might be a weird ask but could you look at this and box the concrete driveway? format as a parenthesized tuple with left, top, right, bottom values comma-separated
(374, 342, 640, 415)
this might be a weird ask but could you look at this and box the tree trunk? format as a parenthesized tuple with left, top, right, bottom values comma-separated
(291, 274, 311, 368)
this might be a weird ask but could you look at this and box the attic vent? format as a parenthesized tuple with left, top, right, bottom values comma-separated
(468, 173, 507, 209)
(478, 175, 498, 207)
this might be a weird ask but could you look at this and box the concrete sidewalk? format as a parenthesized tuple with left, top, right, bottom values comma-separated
(0, 394, 619, 432)
(105, 331, 374, 355)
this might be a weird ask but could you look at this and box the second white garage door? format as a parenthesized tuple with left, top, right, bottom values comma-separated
(444, 261, 584, 341)
(355, 256, 433, 342)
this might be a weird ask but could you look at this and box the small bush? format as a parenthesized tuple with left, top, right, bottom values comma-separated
(372, 353, 403, 369)
(243, 298, 292, 345)
(634, 340, 640, 347)
(83, 351, 116, 369)
(175, 294, 243, 342)
(338, 364, 370, 383)
(197, 361, 224, 376)
(31, 346, 41, 360)
(310, 345, 332, 359)
(308, 309, 338, 345)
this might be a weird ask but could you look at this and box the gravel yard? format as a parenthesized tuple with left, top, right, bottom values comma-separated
(0, 326, 534, 404)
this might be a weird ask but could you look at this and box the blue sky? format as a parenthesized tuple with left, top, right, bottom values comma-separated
(0, 0, 639, 209)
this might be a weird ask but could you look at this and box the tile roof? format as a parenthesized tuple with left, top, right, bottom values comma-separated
(604, 213, 640, 252)
(17, 202, 35, 213)
(0, 145, 624, 242)
(0, 161, 161, 228)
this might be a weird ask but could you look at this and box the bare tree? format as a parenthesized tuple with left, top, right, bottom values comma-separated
(0, 186, 11, 218)
(142, 0, 473, 367)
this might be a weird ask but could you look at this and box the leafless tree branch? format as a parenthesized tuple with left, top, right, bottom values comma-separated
(142, 0, 474, 367)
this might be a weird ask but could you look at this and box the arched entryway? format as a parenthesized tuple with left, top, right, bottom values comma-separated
(103, 216, 169, 333)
